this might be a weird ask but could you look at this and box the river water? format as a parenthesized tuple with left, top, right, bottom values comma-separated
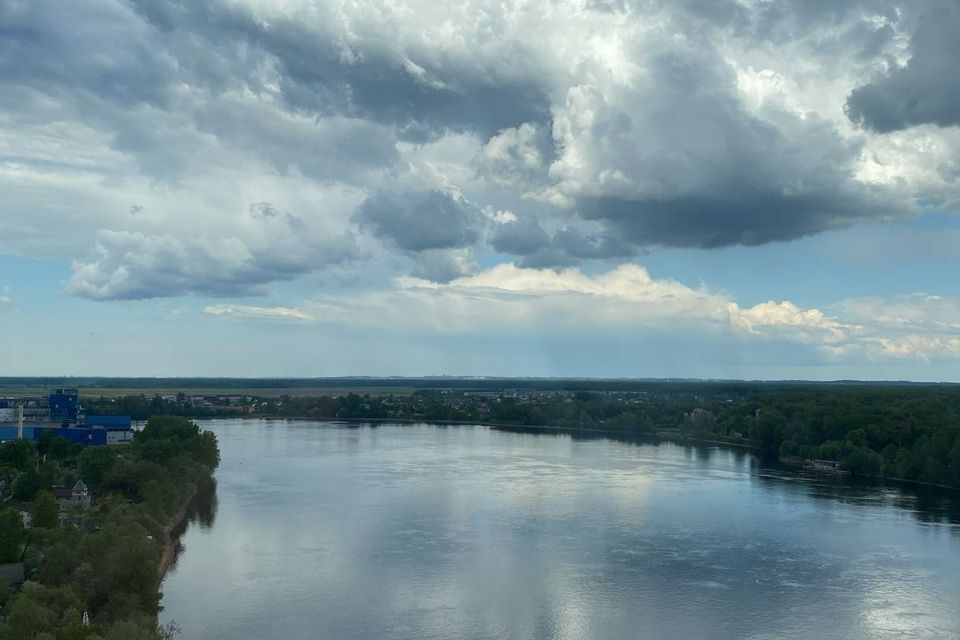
(160, 419, 960, 639)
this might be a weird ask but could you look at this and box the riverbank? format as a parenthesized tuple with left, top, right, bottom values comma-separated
(246, 413, 764, 449)
(158, 483, 200, 581)
(236, 415, 960, 493)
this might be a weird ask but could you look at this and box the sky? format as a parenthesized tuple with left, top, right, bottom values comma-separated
(1, 0, 960, 380)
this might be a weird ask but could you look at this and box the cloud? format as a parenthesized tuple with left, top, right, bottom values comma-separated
(846, 4, 960, 132)
(203, 304, 313, 322)
(202, 263, 960, 365)
(731, 301, 851, 343)
(539, 44, 910, 248)
(125, 0, 552, 140)
(66, 221, 359, 300)
(354, 190, 484, 253)
(203, 262, 808, 336)
(489, 213, 635, 267)
(409, 249, 477, 283)
(489, 214, 551, 256)
(2, 0, 959, 301)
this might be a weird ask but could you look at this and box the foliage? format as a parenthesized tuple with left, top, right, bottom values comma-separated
(250, 385, 960, 488)
(0, 440, 35, 473)
(31, 491, 60, 529)
(0, 416, 219, 640)
(0, 509, 24, 563)
(79, 447, 118, 489)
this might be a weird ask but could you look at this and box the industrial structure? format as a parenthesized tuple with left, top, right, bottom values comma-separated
(0, 389, 133, 446)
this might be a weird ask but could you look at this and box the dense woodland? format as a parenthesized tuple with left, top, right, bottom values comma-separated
(0, 417, 219, 639)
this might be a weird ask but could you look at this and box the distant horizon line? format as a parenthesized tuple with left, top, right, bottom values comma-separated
(1, 375, 958, 386)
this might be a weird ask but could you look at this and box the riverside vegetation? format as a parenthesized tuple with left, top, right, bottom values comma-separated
(0, 416, 219, 639)
(82, 382, 960, 488)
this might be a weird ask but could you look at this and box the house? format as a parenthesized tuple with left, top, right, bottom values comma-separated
(53, 479, 92, 513)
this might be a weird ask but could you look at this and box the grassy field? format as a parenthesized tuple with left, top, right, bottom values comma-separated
(0, 386, 418, 398)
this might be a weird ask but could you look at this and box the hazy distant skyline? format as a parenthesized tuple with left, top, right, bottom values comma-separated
(2, 1, 959, 380)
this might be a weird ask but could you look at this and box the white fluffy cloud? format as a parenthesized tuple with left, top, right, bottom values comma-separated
(200, 263, 960, 365)
(203, 303, 313, 322)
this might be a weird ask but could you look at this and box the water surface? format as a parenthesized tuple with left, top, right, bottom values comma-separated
(161, 420, 960, 639)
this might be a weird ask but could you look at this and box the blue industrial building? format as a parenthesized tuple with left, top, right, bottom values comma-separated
(0, 389, 131, 446)
(0, 425, 107, 446)
(49, 388, 84, 424)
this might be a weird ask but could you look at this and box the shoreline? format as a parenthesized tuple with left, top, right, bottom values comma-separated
(244, 413, 763, 447)
(158, 484, 199, 582)
(220, 415, 958, 493)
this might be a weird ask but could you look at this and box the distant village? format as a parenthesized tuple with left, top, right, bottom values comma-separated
(1, 389, 134, 587)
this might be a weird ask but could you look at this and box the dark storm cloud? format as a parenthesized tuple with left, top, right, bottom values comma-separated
(577, 190, 890, 249)
(354, 190, 483, 252)
(0, 1, 177, 108)
(491, 215, 635, 268)
(544, 44, 909, 249)
(125, 0, 551, 141)
(490, 216, 551, 255)
(514, 227, 635, 268)
(847, 4, 960, 132)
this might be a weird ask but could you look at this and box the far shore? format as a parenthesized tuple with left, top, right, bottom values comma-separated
(196, 414, 958, 493)
(208, 413, 763, 448)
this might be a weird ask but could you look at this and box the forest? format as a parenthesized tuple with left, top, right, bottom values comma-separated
(0, 417, 220, 639)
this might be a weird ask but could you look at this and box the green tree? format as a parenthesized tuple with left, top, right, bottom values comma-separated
(80, 446, 118, 488)
(0, 508, 24, 562)
(36, 429, 55, 457)
(0, 584, 88, 640)
(32, 490, 60, 529)
(12, 469, 39, 501)
(842, 446, 884, 476)
(0, 440, 35, 472)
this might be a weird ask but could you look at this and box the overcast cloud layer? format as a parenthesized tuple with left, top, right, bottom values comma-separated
(2, 0, 960, 377)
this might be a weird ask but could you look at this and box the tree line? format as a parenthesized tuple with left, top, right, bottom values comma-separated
(253, 386, 960, 488)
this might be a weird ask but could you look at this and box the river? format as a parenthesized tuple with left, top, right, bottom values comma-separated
(160, 419, 960, 639)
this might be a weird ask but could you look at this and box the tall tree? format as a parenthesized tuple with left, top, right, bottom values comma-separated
(32, 491, 59, 529)
(0, 509, 24, 563)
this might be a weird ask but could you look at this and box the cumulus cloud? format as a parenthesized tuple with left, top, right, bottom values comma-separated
(354, 190, 483, 252)
(66, 220, 359, 300)
(409, 249, 478, 283)
(201, 263, 960, 365)
(540, 42, 909, 248)
(489, 214, 551, 256)
(202, 304, 313, 322)
(730, 301, 851, 343)
(2, 0, 959, 299)
(847, 4, 960, 132)
(204, 262, 813, 337)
